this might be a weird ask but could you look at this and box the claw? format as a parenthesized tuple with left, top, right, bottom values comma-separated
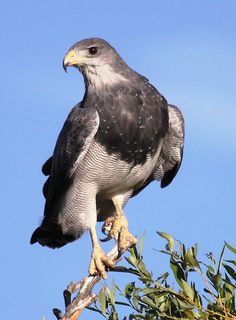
(102, 228, 107, 235)
(101, 212, 137, 254)
(89, 244, 115, 279)
(89, 225, 115, 279)
(117, 226, 137, 252)
(100, 234, 113, 242)
(102, 217, 114, 234)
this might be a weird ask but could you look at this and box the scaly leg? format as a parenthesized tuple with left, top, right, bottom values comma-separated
(102, 196, 137, 253)
(89, 225, 115, 279)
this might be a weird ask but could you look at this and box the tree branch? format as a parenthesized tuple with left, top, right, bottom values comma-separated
(53, 245, 120, 320)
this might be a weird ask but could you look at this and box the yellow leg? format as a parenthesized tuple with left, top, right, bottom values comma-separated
(89, 225, 114, 279)
(102, 196, 137, 253)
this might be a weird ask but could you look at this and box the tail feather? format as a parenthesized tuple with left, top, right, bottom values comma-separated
(30, 226, 75, 248)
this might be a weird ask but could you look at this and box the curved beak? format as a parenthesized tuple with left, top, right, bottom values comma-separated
(63, 49, 82, 72)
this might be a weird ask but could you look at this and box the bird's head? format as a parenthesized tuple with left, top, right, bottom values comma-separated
(63, 38, 129, 88)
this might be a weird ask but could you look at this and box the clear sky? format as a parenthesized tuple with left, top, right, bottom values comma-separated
(1, 1, 236, 319)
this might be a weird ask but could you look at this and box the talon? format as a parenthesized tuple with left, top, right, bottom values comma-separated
(89, 226, 115, 279)
(118, 226, 137, 252)
(102, 217, 114, 234)
(89, 245, 115, 279)
(102, 228, 107, 235)
(100, 234, 113, 242)
(102, 197, 138, 255)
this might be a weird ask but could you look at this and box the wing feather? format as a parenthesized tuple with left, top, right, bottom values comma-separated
(154, 104, 184, 188)
(42, 156, 53, 176)
(43, 105, 99, 212)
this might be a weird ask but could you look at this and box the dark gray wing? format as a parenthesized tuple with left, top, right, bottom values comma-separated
(42, 156, 53, 176)
(43, 105, 99, 210)
(41, 157, 53, 197)
(154, 104, 184, 188)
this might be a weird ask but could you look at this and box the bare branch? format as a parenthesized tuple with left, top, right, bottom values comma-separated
(53, 245, 120, 320)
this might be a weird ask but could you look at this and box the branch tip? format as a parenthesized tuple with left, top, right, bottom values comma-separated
(63, 290, 72, 308)
(53, 308, 63, 320)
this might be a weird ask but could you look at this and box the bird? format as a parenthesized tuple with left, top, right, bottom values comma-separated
(30, 38, 184, 279)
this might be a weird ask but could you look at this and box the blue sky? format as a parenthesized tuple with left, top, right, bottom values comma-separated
(1, 1, 236, 319)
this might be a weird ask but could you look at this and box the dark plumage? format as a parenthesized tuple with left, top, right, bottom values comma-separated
(31, 38, 184, 277)
(86, 83, 168, 165)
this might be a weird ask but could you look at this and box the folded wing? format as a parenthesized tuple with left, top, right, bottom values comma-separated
(42, 105, 99, 216)
(154, 104, 184, 188)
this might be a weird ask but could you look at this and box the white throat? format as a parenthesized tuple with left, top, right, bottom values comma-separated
(84, 64, 128, 88)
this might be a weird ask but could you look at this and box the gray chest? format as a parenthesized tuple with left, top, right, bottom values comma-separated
(58, 140, 162, 236)
(74, 141, 162, 197)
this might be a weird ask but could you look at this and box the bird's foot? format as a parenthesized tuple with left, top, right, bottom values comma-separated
(89, 243, 115, 279)
(102, 215, 137, 253)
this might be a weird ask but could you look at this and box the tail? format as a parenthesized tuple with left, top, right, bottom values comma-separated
(30, 226, 75, 249)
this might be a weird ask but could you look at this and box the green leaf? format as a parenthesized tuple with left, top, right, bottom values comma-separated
(141, 296, 157, 309)
(125, 282, 135, 298)
(113, 266, 139, 276)
(199, 310, 209, 320)
(177, 298, 194, 309)
(108, 310, 118, 320)
(99, 287, 107, 316)
(181, 243, 186, 261)
(133, 288, 141, 309)
(139, 232, 145, 256)
(223, 263, 236, 280)
(225, 242, 236, 255)
(137, 262, 152, 279)
(170, 258, 186, 288)
(207, 265, 215, 274)
(106, 281, 116, 307)
(125, 255, 138, 268)
(224, 259, 236, 266)
(170, 258, 195, 300)
(212, 273, 222, 291)
(125, 250, 152, 281)
(193, 243, 198, 257)
(114, 284, 123, 293)
(158, 249, 172, 256)
(142, 288, 159, 295)
(181, 281, 195, 301)
(157, 272, 169, 283)
(184, 309, 196, 319)
(206, 268, 215, 283)
(224, 274, 235, 303)
(217, 244, 225, 273)
(157, 231, 174, 252)
(186, 248, 199, 268)
(130, 246, 140, 259)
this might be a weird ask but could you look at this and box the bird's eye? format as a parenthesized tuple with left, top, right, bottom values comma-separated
(88, 46, 98, 55)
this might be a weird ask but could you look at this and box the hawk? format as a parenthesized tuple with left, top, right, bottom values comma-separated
(31, 38, 184, 278)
